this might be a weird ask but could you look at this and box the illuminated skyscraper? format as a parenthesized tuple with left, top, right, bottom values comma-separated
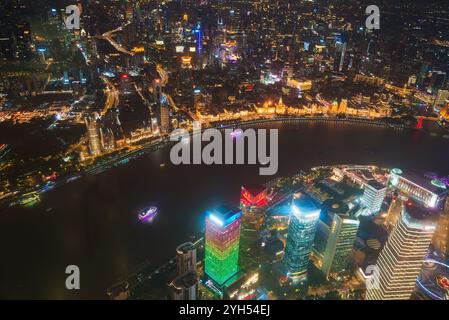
(14, 21, 31, 60)
(239, 185, 268, 267)
(153, 78, 162, 106)
(313, 207, 360, 278)
(120, 74, 131, 94)
(205, 206, 242, 286)
(154, 78, 169, 133)
(366, 201, 437, 300)
(240, 185, 268, 209)
(385, 194, 403, 230)
(85, 113, 102, 156)
(240, 185, 268, 230)
(176, 242, 197, 276)
(360, 181, 387, 215)
(100, 127, 115, 152)
(160, 104, 170, 133)
(283, 195, 320, 281)
(432, 197, 449, 258)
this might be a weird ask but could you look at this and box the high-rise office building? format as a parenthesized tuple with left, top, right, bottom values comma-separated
(239, 185, 268, 267)
(154, 78, 169, 133)
(385, 194, 403, 230)
(85, 114, 102, 156)
(432, 197, 449, 258)
(205, 206, 242, 286)
(360, 181, 387, 215)
(100, 127, 115, 152)
(240, 185, 268, 208)
(120, 74, 131, 94)
(240, 184, 268, 231)
(313, 206, 360, 278)
(366, 201, 437, 300)
(153, 78, 162, 107)
(14, 21, 31, 60)
(283, 194, 320, 281)
(168, 271, 198, 300)
(160, 104, 170, 133)
(176, 242, 197, 276)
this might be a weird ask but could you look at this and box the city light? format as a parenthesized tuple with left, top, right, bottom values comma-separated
(1, 0, 449, 304)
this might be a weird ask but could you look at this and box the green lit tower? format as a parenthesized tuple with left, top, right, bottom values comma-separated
(205, 206, 242, 287)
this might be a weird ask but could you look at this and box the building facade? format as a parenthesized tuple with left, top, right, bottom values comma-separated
(283, 195, 320, 281)
(366, 201, 437, 300)
(205, 206, 242, 286)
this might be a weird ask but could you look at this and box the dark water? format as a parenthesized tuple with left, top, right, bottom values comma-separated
(1, 121, 449, 299)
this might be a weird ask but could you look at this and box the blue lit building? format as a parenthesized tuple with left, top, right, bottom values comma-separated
(283, 195, 320, 281)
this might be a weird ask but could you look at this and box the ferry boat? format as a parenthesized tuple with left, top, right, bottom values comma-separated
(138, 206, 158, 223)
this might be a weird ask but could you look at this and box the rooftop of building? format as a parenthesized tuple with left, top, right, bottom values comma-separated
(291, 194, 321, 219)
(176, 242, 195, 254)
(403, 200, 440, 223)
(367, 180, 387, 191)
(241, 184, 267, 196)
(400, 171, 447, 196)
(171, 271, 198, 289)
(207, 205, 241, 227)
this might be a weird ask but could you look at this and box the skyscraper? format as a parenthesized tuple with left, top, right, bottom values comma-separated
(240, 185, 268, 209)
(385, 194, 403, 230)
(153, 78, 162, 107)
(13, 21, 31, 60)
(239, 185, 268, 268)
(313, 206, 360, 279)
(360, 181, 387, 215)
(100, 127, 115, 152)
(168, 271, 198, 300)
(176, 242, 197, 276)
(432, 197, 449, 258)
(205, 206, 242, 286)
(366, 201, 437, 300)
(85, 114, 102, 156)
(240, 185, 268, 231)
(160, 104, 170, 133)
(154, 78, 169, 133)
(283, 194, 320, 281)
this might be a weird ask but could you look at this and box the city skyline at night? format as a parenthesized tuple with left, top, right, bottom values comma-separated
(1, 0, 449, 305)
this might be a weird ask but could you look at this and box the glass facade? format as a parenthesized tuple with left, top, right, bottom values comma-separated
(205, 208, 242, 286)
(283, 196, 320, 281)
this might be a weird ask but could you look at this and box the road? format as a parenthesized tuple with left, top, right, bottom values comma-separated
(100, 22, 135, 56)
(101, 76, 119, 116)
